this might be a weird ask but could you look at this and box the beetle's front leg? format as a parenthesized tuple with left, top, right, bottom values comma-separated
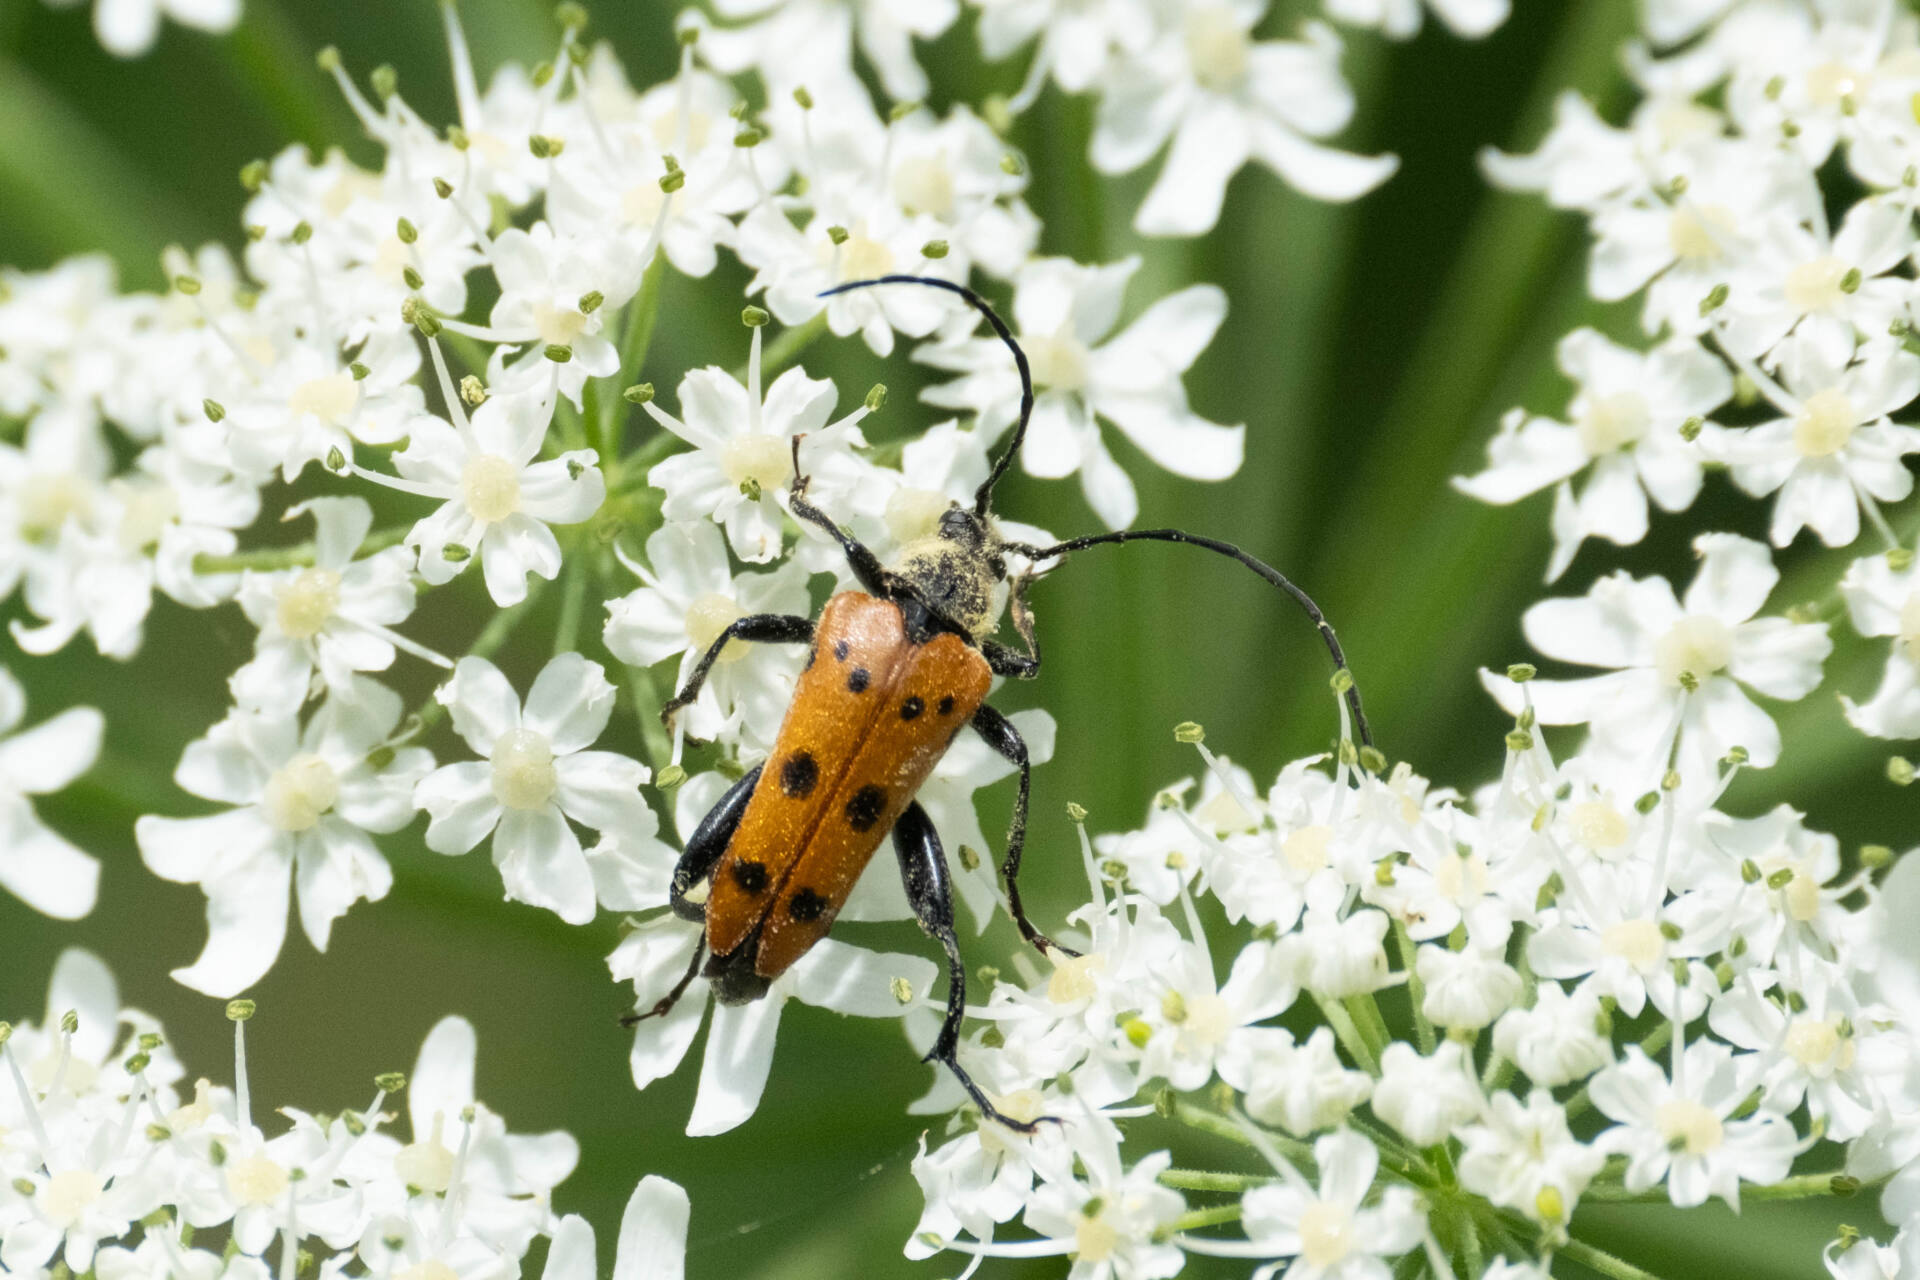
(893, 802, 1050, 1134)
(661, 615, 814, 732)
(969, 703, 1075, 958)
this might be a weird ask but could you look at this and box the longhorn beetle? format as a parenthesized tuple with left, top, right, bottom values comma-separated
(625, 276, 1373, 1132)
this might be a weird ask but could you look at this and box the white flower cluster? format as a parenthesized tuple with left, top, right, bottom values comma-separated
(901, 697, 1917, 1278)
(0, 949, 689, 1278)
(1459, 0, 1920, 745)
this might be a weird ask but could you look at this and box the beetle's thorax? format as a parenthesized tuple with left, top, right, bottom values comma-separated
(889, 505, 1006, 640)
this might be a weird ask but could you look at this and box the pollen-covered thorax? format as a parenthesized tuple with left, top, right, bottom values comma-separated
(889, 507, 1007, 638)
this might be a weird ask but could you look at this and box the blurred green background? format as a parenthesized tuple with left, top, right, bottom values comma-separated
(0, 0, 1904, 1274)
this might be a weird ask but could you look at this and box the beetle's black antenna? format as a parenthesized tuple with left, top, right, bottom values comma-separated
(1011, 528, 1374, 752)
(817, 275, 1031, 518)
(820, 276, 1375, 753)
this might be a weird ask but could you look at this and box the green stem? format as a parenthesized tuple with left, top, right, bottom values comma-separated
(1580, 1170, 1868, 1204)
(1344, 992, 1393, 1063)
(1392, 920, 1437, 1055)
(553, 553, 588, 657)
(1555, 1238, 1670, 1280)
(193, 525, 409, 574)
(1314, 993, 1379, 1075)
(1167, 1101, 1316, 1170)
(1158, 1169, 1271, 1193)
(605, 256, 667, 465)
(1169, 1204, 1243, 1233)
(621, 661, 673, 772)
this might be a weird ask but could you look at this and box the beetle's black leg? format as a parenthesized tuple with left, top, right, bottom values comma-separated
(620, 937, 706, 1026)
(894, 801, 1050, 1134)
(621, 762, 766, 1027)
(969, 703, 1075, 958)
(788, 438, 889, 594)
(982, 640, 1038, 679)
(668, 763, 764, 922)
(661, 615, 814, 731)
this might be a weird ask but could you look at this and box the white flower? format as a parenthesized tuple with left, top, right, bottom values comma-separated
(230, 497, 440, 714)
(1415, 932, 1523, 1031)
(484, 223, 638, 407)
(538, 1176, 689, 1280)
(413, 655, 649, 926)
(919, 256, 1241, 529)
(371, 383, 604, 607)
(1492, 982, 1612, 1088)
(547, 67, 762, 281)
(0, 669, 102, 919)
(1456, 1090, 1604, 1223)
(1715, 337, 1920, 549)
(135, 680, 431, 996)
(1839, 550, 1920, 738)
(1225, 1128, 1426, 1279)
(1483, 533, 1831, 772)
(1590, 1042, 1799, 1208)
(643, 339, 871, 562)
(1219, 1026, 1373, 1137)
(610, 911, 937, 1136)
(1283, 900, 1393, 999)
(1091, 12, 1396, 235)
(1017, 1123, 1185, 1280)
(1371, 1041, 1482, 1148)
(1454, 329, 1732, 580)
(1717, 196, 1915, 369)
(365, 1017, 580, 1257)
(601, 520, 811, 747)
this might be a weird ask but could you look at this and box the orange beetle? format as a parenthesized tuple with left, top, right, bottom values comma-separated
(628, 277, 1373, 1131)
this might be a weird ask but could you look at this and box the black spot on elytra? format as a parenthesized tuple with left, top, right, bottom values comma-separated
(847, 667, 870, 693)
(780, 751, 818, 798)
(900, 695, 924, 721)
(844, 784, 887, 832)
(833, 639, 849, 661)
(937, 695, 955, 716)
(805, 644, 817, 670)
(731, 860, 769, 894)
(789, 887, 827, 922)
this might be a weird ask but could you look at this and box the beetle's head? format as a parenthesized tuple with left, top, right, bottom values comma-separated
(888, 501, 1010, 639)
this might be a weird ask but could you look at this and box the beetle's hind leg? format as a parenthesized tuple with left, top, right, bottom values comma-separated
(668, 763, 764, 921)
(622, 764, 766, 1027)
(969, 704, 1076, 959)
(893, 801, 1053, 1134)
(621, 937, 707, 1026)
